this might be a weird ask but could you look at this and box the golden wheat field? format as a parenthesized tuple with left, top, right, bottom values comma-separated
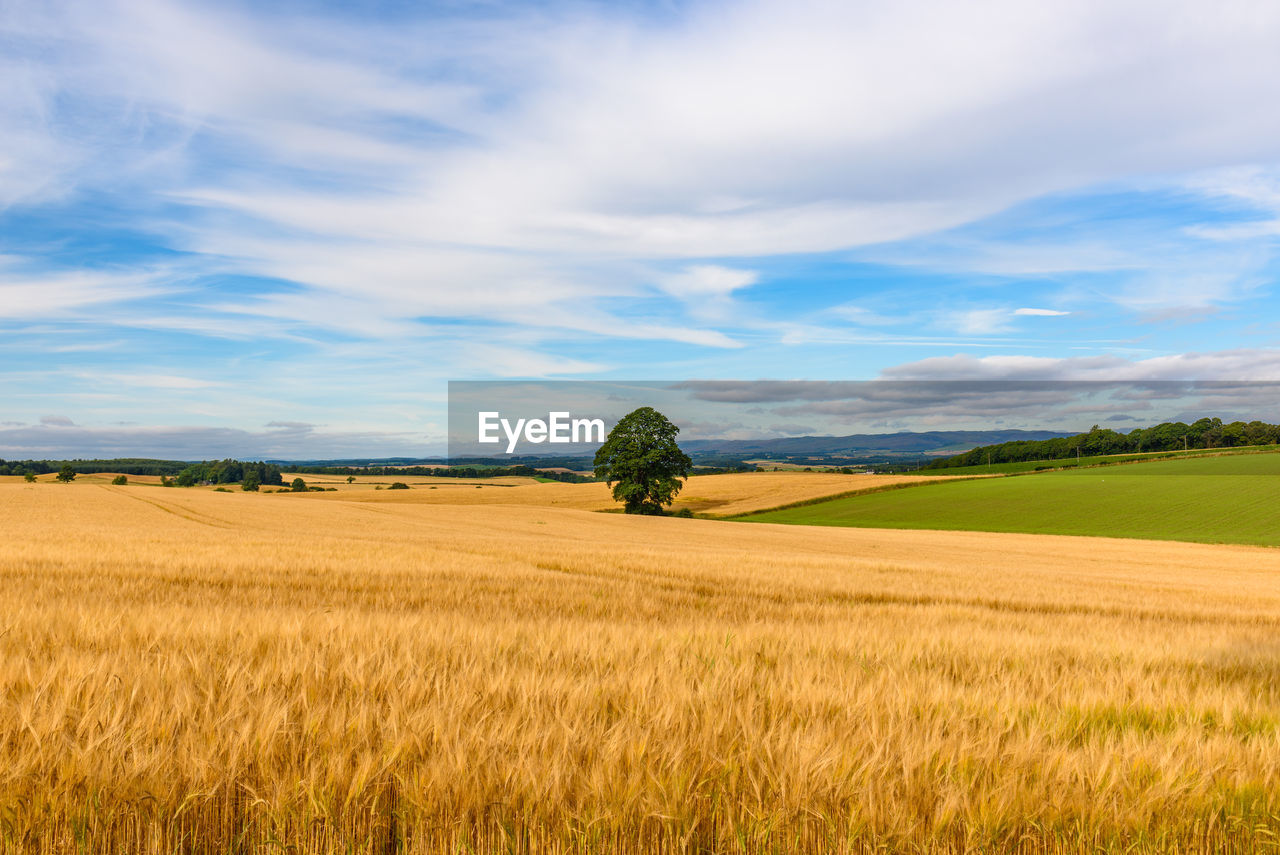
(3, 478, 1280, 854)
(293, 470, 946, 516)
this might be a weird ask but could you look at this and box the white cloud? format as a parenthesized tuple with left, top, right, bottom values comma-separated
(1184, 166, 1280, 241)
(650, 264, 759, 324)
(952, 308, 1016, 334)
(452, 343, 607, 378)
(6, 0, 1280, 350)
(1014, 308, 1070, 316)
(656, 265, 758, 299)
(828, 305, 906, 327)
(0, 257, 174, 319)
(87, 373, 224, 390)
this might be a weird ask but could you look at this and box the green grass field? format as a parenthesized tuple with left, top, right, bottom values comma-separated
(739, 452, 1280, 546)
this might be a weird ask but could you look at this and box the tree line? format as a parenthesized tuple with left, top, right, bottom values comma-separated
(922, 417, 1280, 470)
(174, 460, 285, 488)
(0, 458, 192, 477)
(1, 457, 286, 488)
(285, 464, 597, 483)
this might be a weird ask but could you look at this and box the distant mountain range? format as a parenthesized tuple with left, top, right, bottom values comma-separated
(679, 429, 1071, 458)
(270, 429, 1072, 468)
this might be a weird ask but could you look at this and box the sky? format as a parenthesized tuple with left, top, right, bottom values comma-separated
(5, 0, 1280, 458)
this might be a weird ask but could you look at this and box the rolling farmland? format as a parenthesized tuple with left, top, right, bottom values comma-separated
(3, 478, 1280, 853)
(741, 452, 1280, 546)
(266, 469, 948, 516)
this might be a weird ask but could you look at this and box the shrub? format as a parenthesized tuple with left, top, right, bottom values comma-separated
(388, 482, 410, 490)
(672, 507, 694, 518)
(23, 472, 36, 483)
(111, 475, 128, 485)
(290, 478, 307, 493)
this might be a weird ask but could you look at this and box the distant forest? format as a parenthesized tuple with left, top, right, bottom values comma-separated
(0, 457, 596, 484)
(923, 418, 1280, 470)
(0, 458, 190, 477)
(0, 457, 285, 486)
(174, 460, 284, 487)
(286, 464, 597, 483)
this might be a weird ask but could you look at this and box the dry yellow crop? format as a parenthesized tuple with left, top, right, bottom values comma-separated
(2, 480, 1279, 853)
(298, 470, 945, 515)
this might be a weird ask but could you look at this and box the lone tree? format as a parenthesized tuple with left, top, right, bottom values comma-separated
(56, 464, 76, 483)
(593, 407, 692, 515)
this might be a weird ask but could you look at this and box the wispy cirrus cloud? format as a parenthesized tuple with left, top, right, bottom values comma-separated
(80, 372, 224, 390)
(0, 258, 174, 319)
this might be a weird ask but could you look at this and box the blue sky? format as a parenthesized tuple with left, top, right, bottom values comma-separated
(5, 0, 1280, 458)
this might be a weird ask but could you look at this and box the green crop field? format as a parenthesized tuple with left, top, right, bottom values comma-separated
(739, 451, 1280, 546)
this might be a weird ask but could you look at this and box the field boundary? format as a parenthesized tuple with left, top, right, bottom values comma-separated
(719, 475, 997, 519)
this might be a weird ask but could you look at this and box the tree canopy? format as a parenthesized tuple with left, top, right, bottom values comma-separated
(593, 407, 692, 515)
(175, 459, 284, 487)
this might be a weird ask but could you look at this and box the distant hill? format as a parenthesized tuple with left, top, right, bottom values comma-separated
(680, 429, 1071, 458)
(281, 431, 1072, 468)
